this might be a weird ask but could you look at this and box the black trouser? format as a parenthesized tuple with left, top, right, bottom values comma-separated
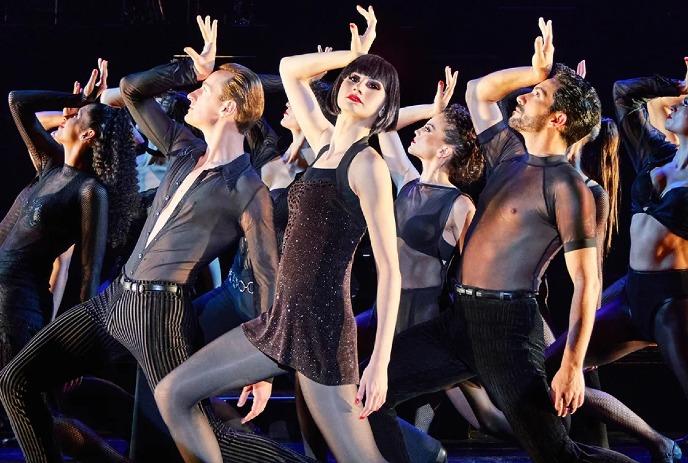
(0, 278, 309, 463)
(370, 295, 638, 463)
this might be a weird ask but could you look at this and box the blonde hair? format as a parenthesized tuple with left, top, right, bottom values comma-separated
(217, 63, 264, 134)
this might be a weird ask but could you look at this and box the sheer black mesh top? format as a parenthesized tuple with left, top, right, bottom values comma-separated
(458, 122, 597, 292)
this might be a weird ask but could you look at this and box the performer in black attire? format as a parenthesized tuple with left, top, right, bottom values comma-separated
(154, 7, 402, 462)
(0, 16, 311, 463)
(369, 18, 637, 463)
(542, 66, 688, 463)
(1, 61, 139, 367)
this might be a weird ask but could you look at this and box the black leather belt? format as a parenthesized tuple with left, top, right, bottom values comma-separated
(120, 276, 181, 295)
(455, 284, 536, 301)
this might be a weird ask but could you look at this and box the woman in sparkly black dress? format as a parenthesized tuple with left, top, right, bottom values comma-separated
(154, 6, 402, 462)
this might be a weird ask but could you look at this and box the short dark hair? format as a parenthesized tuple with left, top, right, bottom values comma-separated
(549, 63, 601, 147)
(326, 54, 400, 134)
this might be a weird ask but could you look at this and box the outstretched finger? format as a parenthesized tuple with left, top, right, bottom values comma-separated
(212, 19, 218, 43)
(317, 44, 323, 53)
(576, 60, 586, 78)
(237, 386, 251, 407)
(355, 381, 366, 407)
(73, 81, 81, 94)
(368, 5, 377, 24)
(356, 4, 369, 21)
(99, 60, 109, 89)
(195, 15, 207, 41)
(546, 19, 554, 48)
(83, 69, 98, 96)
(184, 46, 202, 63)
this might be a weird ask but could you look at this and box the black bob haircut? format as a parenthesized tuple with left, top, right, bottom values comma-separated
(326, 54, 400, 134)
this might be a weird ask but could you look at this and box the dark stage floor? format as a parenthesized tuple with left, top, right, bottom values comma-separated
(0, 441, 680, 462)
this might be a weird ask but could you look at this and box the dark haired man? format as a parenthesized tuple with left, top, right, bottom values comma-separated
(369, 18, 638, 463)
(0, 15, 312, 463)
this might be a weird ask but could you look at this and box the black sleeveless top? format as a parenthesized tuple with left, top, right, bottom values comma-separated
(243, 138, 369, 385)
(396, 179, 463, 265)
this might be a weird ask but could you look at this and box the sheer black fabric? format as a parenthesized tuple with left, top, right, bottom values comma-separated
(5, 90, 108, 303)
(120, 59, 279, 316)
(613, 75, 688, 240)
(459, 122, 597, 292)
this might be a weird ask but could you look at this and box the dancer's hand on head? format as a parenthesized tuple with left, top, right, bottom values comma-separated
(550, 366, 584, 417)
(677, 57, 688, 94)
(350, 5, 377, 56)
(237, 380, 272, 424)
(432, 66, 459, 116)
(81, 58, 108, 103)
(576, 59, 586, 78)
(185, 15, 218, 81)
(356, 361, 387, 419)
(531, 17, 554, 79)
(311, 45, 334, 82)
(63, 80, 82, 118)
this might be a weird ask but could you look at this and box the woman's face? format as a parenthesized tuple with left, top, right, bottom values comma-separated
(280, 101, 299, 131)
(665, 97, 688, 136)
(53, 104, 96, 146)
(336, 72, 386, 123)
(408, 113, 448, 161)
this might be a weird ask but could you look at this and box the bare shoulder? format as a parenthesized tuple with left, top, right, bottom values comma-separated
(350, 146, 386, 173)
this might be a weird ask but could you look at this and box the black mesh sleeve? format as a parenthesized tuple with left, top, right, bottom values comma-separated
(240, 187, 278, 315)
(247, 118, 281, 171)
(553, 175, 597, 253)
(613, 76, 678, 173)
(8, 90, 82, 173)
(120, 59, 205, 156)
(476, 121, 526, 174)
(78, 180, 108, 301)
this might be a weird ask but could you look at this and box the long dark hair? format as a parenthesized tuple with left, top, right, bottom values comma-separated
(580, 117, 620, 253)
(86, 104, 140, 250)
(442, 104, 484, 187)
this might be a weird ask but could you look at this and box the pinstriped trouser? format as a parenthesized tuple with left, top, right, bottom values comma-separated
(0, 279, 313, 463)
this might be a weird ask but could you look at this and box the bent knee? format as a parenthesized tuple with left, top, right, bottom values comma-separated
(154, 373, 194, 413)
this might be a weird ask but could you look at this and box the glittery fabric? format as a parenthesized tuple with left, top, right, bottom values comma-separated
(243, 141, 369, 386)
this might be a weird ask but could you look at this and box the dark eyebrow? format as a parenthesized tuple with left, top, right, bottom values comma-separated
(533, 86, 548, 98)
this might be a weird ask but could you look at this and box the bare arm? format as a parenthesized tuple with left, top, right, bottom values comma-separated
(279, 6, 377, 153)
(377, 131, 419, 192)
(551, 247, 599, 416)
(350, 150, 401, 418)
(50, 245, 74, 320)
(466, 18, 553, 134)
(396, 66, 459, 130)
(442, 195, 475, 253)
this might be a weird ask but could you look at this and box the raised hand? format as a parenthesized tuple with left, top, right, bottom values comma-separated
(63, 80, 82, 118)
(311, 45, 334, 82)
(82, 58, 108, 103)
(350, 5, 377, 56)
(677, 57, 688, 94)
(532, 17, 554, 78)
(432, 66, 459, 116)
(576, 59, 586, 78)
(184, 15, 218, 81)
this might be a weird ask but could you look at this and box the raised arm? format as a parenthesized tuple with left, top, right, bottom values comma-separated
(612, 66, 684, 172)
(350, 150, 401, 418)
(78, 180, 108, 302)
(396, 66, 458, 130)
(377, 131, 419, 191)
(279, 6, 376, 153)
(240, 187, 279, 315)
(120, 15, 216, 155)
(466, 18, 553, 135)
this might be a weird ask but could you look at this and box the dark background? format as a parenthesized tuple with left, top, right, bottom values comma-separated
(0, 0, 685, 432)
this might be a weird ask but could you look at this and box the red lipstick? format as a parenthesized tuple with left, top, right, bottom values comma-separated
(347, 94, 362, 104)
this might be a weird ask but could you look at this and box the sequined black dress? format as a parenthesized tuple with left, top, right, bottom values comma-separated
(243, 138, 369, 385)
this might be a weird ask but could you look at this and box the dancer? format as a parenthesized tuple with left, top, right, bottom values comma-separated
(542, 64, 688, 463)
(154, 6, 401, 462)
(0, 15, 312, 463)
(369, 18, 637, 463)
